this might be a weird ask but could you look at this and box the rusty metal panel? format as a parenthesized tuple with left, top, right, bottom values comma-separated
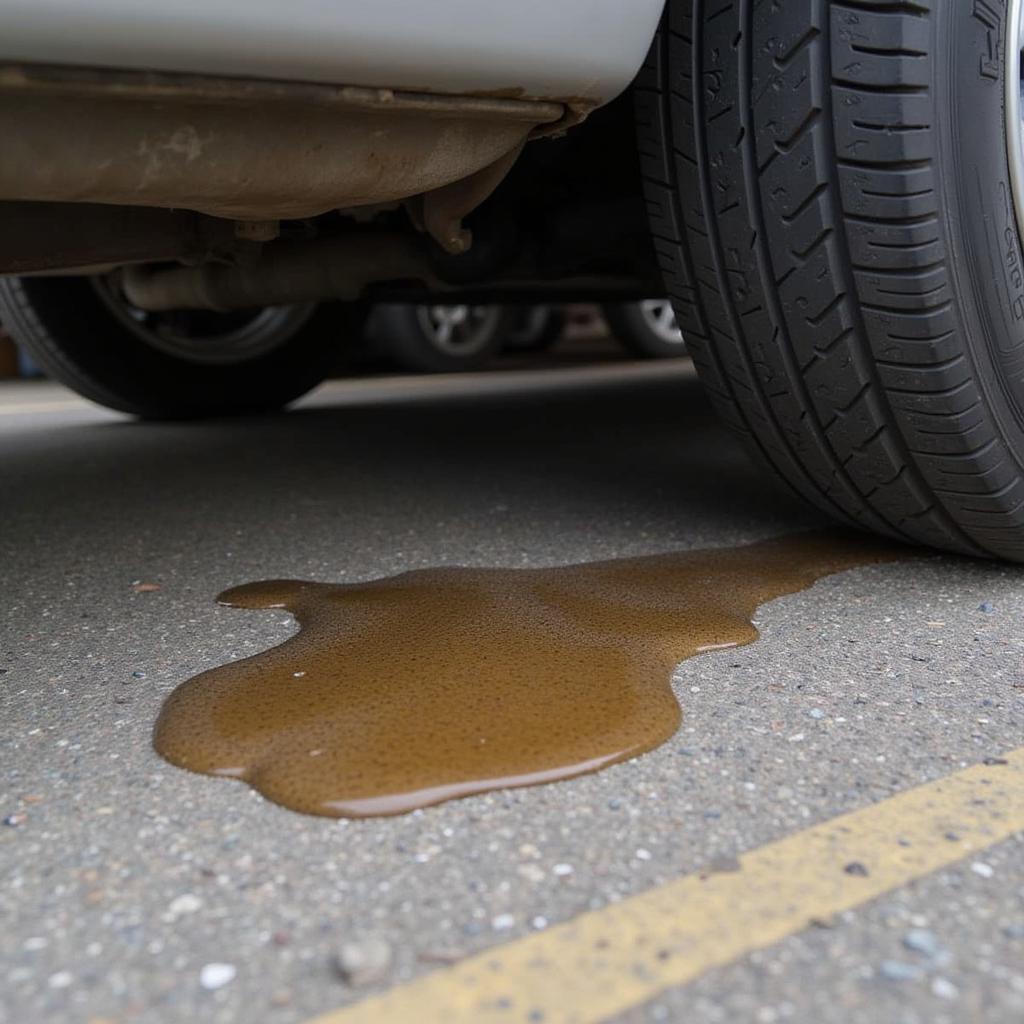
(0, 67, 563, 219)
(0, 0, 664, 104)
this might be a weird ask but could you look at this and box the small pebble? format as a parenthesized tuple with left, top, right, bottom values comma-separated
(531, 916, 549, 930)
(978, 602, 994, 613)
(879, 960, 923, 982)
(902, 929, 940, 958)
(931, 977, 959, 1000)
(334, 937, 393, 986)
(971, 861, 994, 879)
(199, 963, 236, 990)
(166, 893, 203, 919)
(3, 813, 26, 827)
(635, 848, 653, 861)
(1002, 923, 1024, 940)
(844, 862, 870, 877)
(808, 709, 826, 720)
(552, 863, 574, 877)
(492, 914, 515, 931)
(47, 971, 73, 990)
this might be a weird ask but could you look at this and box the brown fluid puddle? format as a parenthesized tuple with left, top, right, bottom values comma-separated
(154, 532, 909, 818)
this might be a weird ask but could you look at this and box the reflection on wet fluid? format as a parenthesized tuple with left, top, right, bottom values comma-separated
(153, 531, 910, 818)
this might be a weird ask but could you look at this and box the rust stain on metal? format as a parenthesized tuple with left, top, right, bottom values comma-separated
(0, 64, 567, 220)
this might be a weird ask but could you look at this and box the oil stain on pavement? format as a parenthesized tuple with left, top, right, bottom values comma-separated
(153, 531, 911, 818)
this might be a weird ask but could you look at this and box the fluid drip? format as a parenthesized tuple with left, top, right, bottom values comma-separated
(153, 531, 908, 817)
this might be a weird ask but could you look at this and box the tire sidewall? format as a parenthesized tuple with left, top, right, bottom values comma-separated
(943, 0, 1024, 448)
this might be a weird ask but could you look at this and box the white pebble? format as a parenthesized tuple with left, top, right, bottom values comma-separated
(552, 863, 574, 877)
(971, 861, 994, 879)
(335, 937, 393, 986)
(635, 848, 653, 861)
(531, 916, 549, 930)
(200, 962, 236, 990)
(48, 971, 73, 990)
(167, 893, 203, 918)
(492, 914, 515, 931)
(931, 977, 959, 1000)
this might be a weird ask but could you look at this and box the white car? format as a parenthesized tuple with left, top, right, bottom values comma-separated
(0, 1, 1020, 561)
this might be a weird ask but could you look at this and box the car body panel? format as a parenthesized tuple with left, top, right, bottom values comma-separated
(0, 0, 665, 104)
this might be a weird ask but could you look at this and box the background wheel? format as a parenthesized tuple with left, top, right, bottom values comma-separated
(374, 303, 513, 372)
(636, 0, 1024, 560)
(602, 300, 686, 358)
(0, 274, 357, 418)
(504, 306, 567, 354)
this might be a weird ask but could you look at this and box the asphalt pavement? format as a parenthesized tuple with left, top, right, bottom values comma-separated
(2, 360, 1023, 1024)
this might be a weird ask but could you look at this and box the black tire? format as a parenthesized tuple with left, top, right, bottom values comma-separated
(602, 301, 687, 358)
(504, 307, 567, 353)
(0, 275, 359, 418)
(374, 303, 514, 373)
(637, 0, 1024, 560)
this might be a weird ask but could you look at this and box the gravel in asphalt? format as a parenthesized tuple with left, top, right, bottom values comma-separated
(1, 364, 1022, 1024)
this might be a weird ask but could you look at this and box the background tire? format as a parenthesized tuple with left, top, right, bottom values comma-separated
(374, 303, 514, 372)
(504, 306, 566, 354)
(636, 0, 1024, 560)
(0, 275, 356, 418)
(602, 300, 687, 358)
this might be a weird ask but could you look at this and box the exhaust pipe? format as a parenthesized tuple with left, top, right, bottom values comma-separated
(122, 233, 440, 312)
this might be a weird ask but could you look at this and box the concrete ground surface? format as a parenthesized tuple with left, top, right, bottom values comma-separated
(2, 363, 1023, 1024)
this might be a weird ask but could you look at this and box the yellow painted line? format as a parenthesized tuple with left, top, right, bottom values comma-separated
(308, 748, 1024, 1024)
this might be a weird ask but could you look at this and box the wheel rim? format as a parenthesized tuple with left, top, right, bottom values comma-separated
(414, 304, 503, 357)
(92, 275, 316, 366)
(507, 306, 551, 346)
(1007, 0, 1024, 246)
(638, 300, 685, 346)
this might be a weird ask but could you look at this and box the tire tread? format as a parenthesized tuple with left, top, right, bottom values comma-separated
(637, 0, 1024, 558)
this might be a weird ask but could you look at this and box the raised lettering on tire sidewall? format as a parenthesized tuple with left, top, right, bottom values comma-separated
(948, 0, 1024, 442)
